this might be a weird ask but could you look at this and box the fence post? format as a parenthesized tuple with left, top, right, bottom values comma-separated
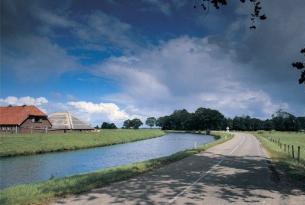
(292, 145, 295, 159)
(278, 139, 279, 146)
(288, 145, 290, 153)
(297, 146, 300, 163)
(284, 144, 286, 152)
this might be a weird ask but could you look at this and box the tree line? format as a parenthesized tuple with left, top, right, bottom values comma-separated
(95, 108, 305, 131)
(155, 108, 305, 131)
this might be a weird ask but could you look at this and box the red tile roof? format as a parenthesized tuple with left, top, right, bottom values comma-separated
(0, 105, 47, 125)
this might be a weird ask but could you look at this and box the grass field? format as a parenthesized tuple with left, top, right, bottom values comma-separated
(255, 131, 305, 161)
(0, 129, 165, 157)
(254, 131, 305, 179)
(0, 131, 232, 205)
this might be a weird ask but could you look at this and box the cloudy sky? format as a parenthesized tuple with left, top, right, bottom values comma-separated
(1, 0, 304, 126)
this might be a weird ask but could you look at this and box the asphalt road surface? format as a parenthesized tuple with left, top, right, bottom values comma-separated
(54, 133, 305, 205)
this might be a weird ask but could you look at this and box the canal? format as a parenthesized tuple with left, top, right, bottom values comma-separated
(0, 133, 215, 189)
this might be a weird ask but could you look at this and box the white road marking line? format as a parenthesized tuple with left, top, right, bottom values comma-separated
(167, 134, 246, 204)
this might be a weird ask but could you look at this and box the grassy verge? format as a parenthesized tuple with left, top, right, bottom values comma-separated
(0, 129, 165, 157)
(253, 131, 305, 180)
(0, 131, 233, 205)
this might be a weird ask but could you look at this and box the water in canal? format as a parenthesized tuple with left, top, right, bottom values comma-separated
(0, 133, 215, 189)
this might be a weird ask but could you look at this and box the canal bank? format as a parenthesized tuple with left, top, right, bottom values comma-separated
(0, 131, 232, 205)
(0, 129, 165, 157)
(1, 133, 215, 188)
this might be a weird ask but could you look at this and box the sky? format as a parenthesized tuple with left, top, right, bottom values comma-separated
(1, 0, 304, 126)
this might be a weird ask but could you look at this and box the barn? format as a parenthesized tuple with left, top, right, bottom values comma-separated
(48, 112, 93, 131)
(0, 105, 52, 133)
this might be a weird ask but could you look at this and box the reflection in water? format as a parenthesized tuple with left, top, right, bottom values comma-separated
(0, 133, 215, 189)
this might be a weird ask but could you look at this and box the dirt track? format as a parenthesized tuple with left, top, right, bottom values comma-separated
(53, 133, 305, 205)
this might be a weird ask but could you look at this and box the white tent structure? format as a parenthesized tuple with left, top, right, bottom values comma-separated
(48, 112, 93, 130)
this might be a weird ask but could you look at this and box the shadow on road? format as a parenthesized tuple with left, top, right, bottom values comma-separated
(53, 153, 305, 204)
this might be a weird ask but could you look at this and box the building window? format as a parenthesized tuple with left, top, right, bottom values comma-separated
(31, 117, 42, 123)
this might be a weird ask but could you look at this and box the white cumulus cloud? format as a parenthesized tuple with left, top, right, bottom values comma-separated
(92, 36, 295, 119)
(0, 96, 48, 106)
(67, 101, 130, 122)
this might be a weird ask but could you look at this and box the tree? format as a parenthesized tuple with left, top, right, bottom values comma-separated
(123, 118, 143, 129)
(145, 117, 156, 128)
(123, 119, 132, 129)
(194, 107, 225, 131)
(101, 122, 117, 129)
(131, 118, 143, 129)
(170, 109, 192, 130)
(292, 47, 305, 86)
(271, 110, 299, 131)
(297, 117, 305, 130)
(156, 116, 172, 130)
(263, 119, 273, 131)
(226, 118, 233, 129)
(94, 125, 99, 129)
(194, 0, 266, 30)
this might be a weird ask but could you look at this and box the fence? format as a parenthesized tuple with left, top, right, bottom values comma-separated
(265, 136, 304, 164)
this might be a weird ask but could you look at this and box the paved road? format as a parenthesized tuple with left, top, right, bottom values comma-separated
(54, 133, 305, 205)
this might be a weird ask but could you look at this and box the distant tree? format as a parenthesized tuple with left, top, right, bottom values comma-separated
(156, 107, 303, 132)
(194, 107, 225, 131)
(123, 119, 132, 129)
(232, 116, 266, 131)
(94, 125, 99, 129)
(263, 119, 273, 131)
(271, 110, 299, 131)
(170, 109, 192, 130)
(226, 118, 233, 129)
(131, 118, 143, 129)
(292, 47, 305, 86)
(297, 117, 305, 130)
(156, 116, 171, 130)
(233, 116, 246, 131)
(101, 122, 117, 129)
(123, 118, 143, 129)
(145, 117, 156, 128)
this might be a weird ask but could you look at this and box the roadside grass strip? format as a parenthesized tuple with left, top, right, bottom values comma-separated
(0, 131, 232, 205)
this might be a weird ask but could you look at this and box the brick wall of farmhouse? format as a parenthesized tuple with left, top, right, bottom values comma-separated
(19, 117, 52, 133)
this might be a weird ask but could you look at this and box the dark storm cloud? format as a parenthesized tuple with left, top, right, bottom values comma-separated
(229, 0, 305, 110)
(1, 0, 80, 81)
(1, 0, 145, 81)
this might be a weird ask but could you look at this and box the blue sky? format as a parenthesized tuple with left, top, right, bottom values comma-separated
(1, 0, 305, 126)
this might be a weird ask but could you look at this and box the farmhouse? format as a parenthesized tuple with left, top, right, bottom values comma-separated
(0, 105, 52, 133)
(48, 112, 93, 131)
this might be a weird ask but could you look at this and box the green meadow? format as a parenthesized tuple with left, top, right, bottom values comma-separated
(0, 129, 165, 157)
(0, 132, 232, 205)
(254, 131, 305, 179)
